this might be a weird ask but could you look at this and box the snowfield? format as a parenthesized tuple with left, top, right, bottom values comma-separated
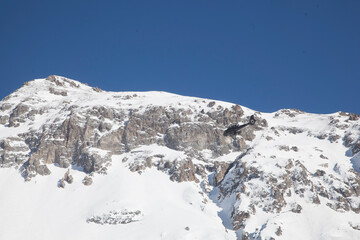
(0, 156, 235, 240)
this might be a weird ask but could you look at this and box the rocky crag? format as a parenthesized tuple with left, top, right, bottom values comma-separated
(1, 75, 360, 239)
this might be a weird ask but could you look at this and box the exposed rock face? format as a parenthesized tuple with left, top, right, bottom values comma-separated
(223, 155, 360, 235)
(87, 210, 143, 225)
(213, 161, 232, 186)
(82, 176, 93, 186)
(1, 75, 360, 239)
(0, 76, 263, 180)
(212, 111, 360, 238)
(352, 141, 360, 156)
(0, 137, 29, 167)
(58, 169, 73, 188)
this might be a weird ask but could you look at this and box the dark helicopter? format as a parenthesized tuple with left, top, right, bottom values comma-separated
(223, 115, 256, 137)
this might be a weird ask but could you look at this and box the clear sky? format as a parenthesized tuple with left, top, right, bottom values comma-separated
(1, 0, 359, 114)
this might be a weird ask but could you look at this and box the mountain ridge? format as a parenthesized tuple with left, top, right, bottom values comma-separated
(1, 75, 360, 240)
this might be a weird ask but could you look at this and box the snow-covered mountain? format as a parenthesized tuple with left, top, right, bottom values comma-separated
(0, 75, 360, 240)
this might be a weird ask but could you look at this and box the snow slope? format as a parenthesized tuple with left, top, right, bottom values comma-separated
(0, 155, 235, 240)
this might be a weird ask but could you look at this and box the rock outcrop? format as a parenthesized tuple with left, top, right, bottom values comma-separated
(1, 75, 360, 239)
(0, 76, 264, 181)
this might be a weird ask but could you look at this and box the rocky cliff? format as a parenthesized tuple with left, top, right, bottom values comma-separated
(1, 75, 360, 240)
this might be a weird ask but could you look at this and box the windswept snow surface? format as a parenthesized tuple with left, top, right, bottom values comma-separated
(0, 155, 236, 240)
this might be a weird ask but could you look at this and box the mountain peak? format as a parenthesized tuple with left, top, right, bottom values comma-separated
(1, 76, 360, 239)
(45, 74, 83, 88)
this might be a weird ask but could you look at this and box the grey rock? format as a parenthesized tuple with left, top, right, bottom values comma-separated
(0, 103, 12, 111)
(87, 210, 142, 225)
(291, 204, 302, 213)
(208, 101, 216, 107)
(82, 176, 93, 186)
(328, 134, 341, 143)
(291, 146, 299, 152)
(49, 87, 67, 96)
(266, 136, 274, 141)
(348, 113, 360, 121)
(92, 87, 103, 92)
(0, 115, 9, 125)
(63, 169, 73, 184)
(169, 159, 199, 183)
(78, 148, 111, 174)
(352, 141, 360, 156)
(58, 179, 66, 188)
(8, 103, 30, 127)
(320, 154, 328, 159)
(34, 165, 51, 176)
(314, 169, 326, 177)
(232, 210, 250, 230)
(213, 161, 231, 186)
(278, 145, 290, 151)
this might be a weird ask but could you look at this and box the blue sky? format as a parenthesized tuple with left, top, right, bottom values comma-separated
(1, 0, 359, 114)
